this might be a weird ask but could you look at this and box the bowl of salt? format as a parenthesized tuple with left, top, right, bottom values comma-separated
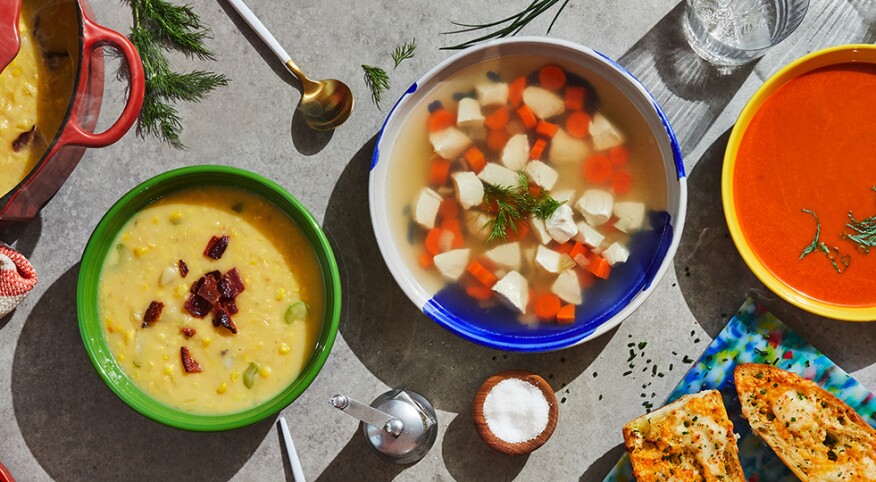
(472, 370, 558, 455)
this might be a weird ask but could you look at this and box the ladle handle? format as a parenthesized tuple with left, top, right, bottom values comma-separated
(226, 0, 291, 64)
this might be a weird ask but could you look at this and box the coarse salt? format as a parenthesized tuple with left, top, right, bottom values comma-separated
(483, 378, 549, 444)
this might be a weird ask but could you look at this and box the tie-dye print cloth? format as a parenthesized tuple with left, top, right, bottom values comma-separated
(603, 298, 876, 482)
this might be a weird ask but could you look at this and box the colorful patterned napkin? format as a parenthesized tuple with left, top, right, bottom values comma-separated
(0, 243, 37, 319)
(603, 298, 876, 481)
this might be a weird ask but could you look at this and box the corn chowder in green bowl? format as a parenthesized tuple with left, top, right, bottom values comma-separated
(77, 166, 340, 431)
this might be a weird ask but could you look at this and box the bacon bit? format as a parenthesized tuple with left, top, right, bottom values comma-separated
(213, 308, 238, 334)
(197, 272, 221, 304)
(142, 301, 164, 327)
(178, 259, 189, 278)
(219, 268, 245, 298)
(184, 295, 211, 318)
(204, 235, 230, 260)
(180, 346, 202, 373)
(181, 327, 196, 338)
(12, 126, 38, 152)
(219, 297, 238, 315)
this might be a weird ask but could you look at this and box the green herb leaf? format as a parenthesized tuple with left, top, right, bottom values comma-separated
(284, 301, 309, 324)
(243, 362, 259, 389)
(799, 209, 822, 259)
(391, 39, 416, 68)
(362, 64, 390, 107)
(442, 0, 568, 50)
(482, 172, 564, 242)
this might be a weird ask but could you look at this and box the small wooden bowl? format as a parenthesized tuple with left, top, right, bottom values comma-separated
(472, 369, 559, 455)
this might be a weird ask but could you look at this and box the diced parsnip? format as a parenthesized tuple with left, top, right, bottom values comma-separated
(574, 220, 605, 249)
(501, 133, 529, 170)
(434, 249, 471, 281)
(590, 113, 626, 151)
(529, 215, 552, 245)
(524, 160, 558, 190)
(159, 266, 177, 286)
(452, 171, 484, 209)
(476, 82, 509, 107)
(477, 163, 519, 188)
(551, 189, 576, 204)
(492, 271, 529, 313)
(457, 97, 484, 128)
(484, 242, 522, 271)
(574, 189, 614, 226)
(613, 201, 646, 233)
(549, 128, 591, 164)
(413, 188, 443, 229)
(545, 204, 578, 243)
(602, 242, 630, 266)
(535, 245, 576, 273)
(429, 127, 472, 160)
(522, 86, 565, 119)
(464, 211, 492, 241)
(552, 269, 582, 305)
(522, 245, 537, 271)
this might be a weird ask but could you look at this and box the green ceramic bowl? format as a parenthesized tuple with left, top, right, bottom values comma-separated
(77, 165, 341, 431)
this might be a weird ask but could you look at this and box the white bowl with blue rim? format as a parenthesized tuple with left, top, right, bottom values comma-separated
(369, 37, 686, 352)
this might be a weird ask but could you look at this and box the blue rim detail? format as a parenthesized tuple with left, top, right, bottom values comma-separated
(371, 82, 419, 171)
(592, 49, 686, 179)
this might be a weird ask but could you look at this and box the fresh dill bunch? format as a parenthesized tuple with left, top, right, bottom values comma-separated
(129, 0, 228, 148)
(391, 39, 417, 68)
(362, 64, 390, 107)
(443, 0, 571, 50)
(482, 172, 563, 242)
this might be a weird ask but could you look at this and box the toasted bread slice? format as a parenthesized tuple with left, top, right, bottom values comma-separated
(622, 390, 744, 481)
(735, 363, 876, 481)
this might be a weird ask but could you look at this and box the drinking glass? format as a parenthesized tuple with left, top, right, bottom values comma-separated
(682, 0, 810, 66)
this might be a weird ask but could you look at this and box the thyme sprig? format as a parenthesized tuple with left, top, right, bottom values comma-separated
(362, 64, 390, 107)
(130, 0, 227, 148)
(482, 172, 563, 242)
(799, 209, 849, 274)
(843, 187, 876, 253)
(392, 39, 417, 68)
(442, 0, 571, 50)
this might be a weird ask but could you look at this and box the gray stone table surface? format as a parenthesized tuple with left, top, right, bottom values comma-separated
(2, 0, 876, 480)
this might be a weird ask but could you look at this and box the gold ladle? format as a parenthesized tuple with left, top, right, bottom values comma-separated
(226, 0, 354, 131)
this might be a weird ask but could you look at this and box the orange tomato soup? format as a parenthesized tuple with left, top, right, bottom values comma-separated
(734, 63, 876, 307)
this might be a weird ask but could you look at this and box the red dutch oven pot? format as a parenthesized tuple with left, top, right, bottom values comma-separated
(0, 0, 145, 226)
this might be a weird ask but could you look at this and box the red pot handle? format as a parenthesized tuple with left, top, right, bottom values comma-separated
(60, 14, 145, 148)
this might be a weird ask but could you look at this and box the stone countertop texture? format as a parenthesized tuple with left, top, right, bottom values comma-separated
(1, 0, 875, 480)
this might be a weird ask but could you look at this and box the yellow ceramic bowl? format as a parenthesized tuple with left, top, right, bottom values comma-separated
(723, 44, 876, 322)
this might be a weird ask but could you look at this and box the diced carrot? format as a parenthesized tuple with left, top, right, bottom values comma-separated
(530, 138, 547, 160)
(609, 145, 629, 166)
(557, 304, 575, 324)
(539, 65, 566, 91)
(534, 293, 561, 320)
(467, 260, 497, 288)
(485, 198, 499, 214)
(535, 120, 559, 138)
(612, 171, 633, 195)
(565, 86, 586, 111)
(438, 198, 459, 220)
(528, 185, 543, 198)
(441, 218, 465, 249)
(419, 251, 434, 269)
(485, 107, 510, 131)
(587, 253, 612, 279)
(569, 242, 589, 262)
(516, 105, 538, 129)
(583, 154, 613, 184)
(566, 111, 592, 139)
(428, 108, 455, 133)
(464, 147, 487, 173)
(487, 129, 509, 152)
(509, 76, 526, 107)
(429, 157, 451, 186)
(425, 228, 442, 256)
(466, 282, 493, 301)
(555, 242, 574, 254)
(506, 220, 530, 242)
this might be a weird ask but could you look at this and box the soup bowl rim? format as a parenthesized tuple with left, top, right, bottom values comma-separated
(723, 44, 876, 322)
(369, 36, 687, 352)
(76, 165, 341, 431)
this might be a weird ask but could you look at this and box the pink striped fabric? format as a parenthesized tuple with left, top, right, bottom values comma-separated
(0, 243, 37, 318)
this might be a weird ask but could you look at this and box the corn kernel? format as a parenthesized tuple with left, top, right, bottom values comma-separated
(230, 371, 240, 381)
(151, 216, 159, 224)
(259, 366, 272, 378)
(124, 329, 135, 345)
(164, 364, 174, 375)
(117, 353, 126, 362)
(11, 68, 21, 77)
(275, 288, 286, 301)
(134, 246, 149, 257)
(175, 284, 188, 297)
(201, 337, 212, 347)
(216, 383, 228, 394)
(279, 342, 290, 354)
(122, 232, 132, 242)
(162, 354, 170, 361)
(169, 211, 183, 224)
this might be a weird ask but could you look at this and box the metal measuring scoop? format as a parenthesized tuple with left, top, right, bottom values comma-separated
(226, 0, 354, 131)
